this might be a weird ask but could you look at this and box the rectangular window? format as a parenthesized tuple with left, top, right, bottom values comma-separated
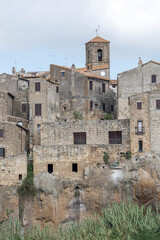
(61, 71, 65, 77)
(56, 86, 59, 93)
(139, 140, 143, 152)
(152, 75, 156, 83)
(137, 121, 143, 133)
(37, 124, 41, 133)
(35, 104, 42, 116)
(111, 105, 114, 112)
(102, 83, 105, 93)
(74, 132, 86, 144)
(109, 131, 122, 144)
(90, 101, 93, 110)
(0, 148, 5, 157)
(103, 103, 105, 112)
(72, 163, 78, 172)
(19, 174, 22, 180)
(48, 164, 53, 174)
(35, 82, 40, 92)
(22, 103, 27, 112)
(0, 129, 3, 138)
(137, 102, 142, 110)
(89, 81, 93, 90)
(156, 100, 160, 109)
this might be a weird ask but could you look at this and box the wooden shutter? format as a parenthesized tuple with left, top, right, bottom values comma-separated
(35, 82, 40, 91)
(137, 102, 142, 110)
(109, 131, 122, 144)
(22, 103, 27, 112)
(35, 104, 42, 116)
(74, 132, 86, 144)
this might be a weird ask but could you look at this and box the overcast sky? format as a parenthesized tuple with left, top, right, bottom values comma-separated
(0, 0, 160, 78)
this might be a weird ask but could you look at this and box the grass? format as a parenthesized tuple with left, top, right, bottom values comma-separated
(1, 202, 160, 239)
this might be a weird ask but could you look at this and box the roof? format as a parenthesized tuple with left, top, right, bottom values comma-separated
(81, 72, 110, 81)
(109, 80, 117, 85)
(142, 60, 160, 66)
(86, 36, 110, 44)
(77, 64, 109, 72)
(47, 79, 60, 85)
(50, 64, 71, 71)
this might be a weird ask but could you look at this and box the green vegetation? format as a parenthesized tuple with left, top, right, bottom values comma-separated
(1, 202, 160, 239)
(17, 164, 36, 196)
(104, 113, 114, 120)
(103, 152, 110, 165)
(125, 150, 131, 160)
(73, 111, 83, 121)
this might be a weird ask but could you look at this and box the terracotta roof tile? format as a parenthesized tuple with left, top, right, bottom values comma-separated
(109, 80, 117, 85)
(77, 64, 109, 72)
(86, 36, 110, 44)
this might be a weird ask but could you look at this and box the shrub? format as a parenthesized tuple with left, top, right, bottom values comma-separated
(104, 113, 114, 120)
(103, 152, 110, 165)
(17, 164, 36, 196)
(73, 111, 83, 121)
(125, 150, 131, 160)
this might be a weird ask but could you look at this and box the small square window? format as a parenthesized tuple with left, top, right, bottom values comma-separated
(61, 71, 65, 77)
(137, 102, 142, 110)
(72, 163, 78, 172)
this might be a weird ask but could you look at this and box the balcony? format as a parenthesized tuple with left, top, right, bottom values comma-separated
(135, 127, 145, 135)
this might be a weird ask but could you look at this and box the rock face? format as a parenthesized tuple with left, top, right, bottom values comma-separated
(1, 152, 160, 228)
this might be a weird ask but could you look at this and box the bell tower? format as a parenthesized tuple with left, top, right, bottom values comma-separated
(85, 36, 110, 77)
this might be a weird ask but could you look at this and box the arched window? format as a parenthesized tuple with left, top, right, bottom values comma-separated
(97, 49, 102, 61)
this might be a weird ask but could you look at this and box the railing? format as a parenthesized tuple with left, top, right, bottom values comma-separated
(135, 127, 145, 135)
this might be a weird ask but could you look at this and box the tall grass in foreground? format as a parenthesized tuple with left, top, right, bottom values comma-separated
(1, 202, 160, 240)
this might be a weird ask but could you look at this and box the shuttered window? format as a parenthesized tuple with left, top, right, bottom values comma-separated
(74, 132, 86, 144)
(35, 104, 42, 116)
(0, 129, 3, 137)
(35, 82, 40, 92)
(0, 148, 5, 157)
(56, 86, 59, 93)
(156, 100, 160, 109)
(22, 103, 27, 112)
(152, 75, 156, 83)
(137, 102, 142, 110)
(109, 131, 122, 144)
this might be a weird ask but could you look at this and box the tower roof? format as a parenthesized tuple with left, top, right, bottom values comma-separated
(86, 36, 110, 44)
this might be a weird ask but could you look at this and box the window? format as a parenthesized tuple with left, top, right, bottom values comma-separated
(151, 75, 156, 83)
(22, 103, 27, 112)
(156, 100, 160, 109)
(35, 82, 40, 92)
(35, 104, 42, 116)
(48, 164, 53, 174)
(102, 103, 105, 112)
(19, 174, 22, 180)
(61, 71, 65, 77)
(137, 121, 143, 133)
(102, 83, 105, 93)
(74, 132, 86, 144)
(37, 124, 41, 133)
(111, 105, 114, 112)
(128, 97, 130, 105)
(139, 140, 143, 152)
(56, 86, 59, 93)
(109, 131, 122, 144)
(137, 102, 142, 110)
(89, 81, 93, 90)
(90, 101, 93, 110)
(0, 129, 3, 138)
(0, 148, 5, 157)
(72, 163, 78, 172)
(97, 49, 102, 61)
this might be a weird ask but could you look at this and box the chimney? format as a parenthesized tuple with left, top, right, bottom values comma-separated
(138, 57, 143, 67)
(71, 64, 76, 72)
(12, 66, 16, 75)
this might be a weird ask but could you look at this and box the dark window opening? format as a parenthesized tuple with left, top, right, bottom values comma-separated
(88, 50, 89, 63)
(111, 105, 114, 112)
(35, 104, 42, 116)
(156, 100, 160, 109)
(102, 83, 105, 93)
(19, 174, 22, 180)
(0, 148, 5, 157)
(128, 97, 130, 105)
(72, 163, 78, 172)
(102, 103, 105, 112)
(90, 101, 93, 110)
(56, 86, 59, 93)
(63, 106, 67, 111)
(89, 81, 93, 90)
(97, 49, 102, 61)
(0, 129, 3, 138)
(137, 102, 142, 110)
(112, 85, 116, 88)
(61, 71, 65, 77)
(22, 103, 27, 112)
(152, 75, 156, 83)
(74, 132, 86, 144)
(139, 140, 143, 152)
(109, 131, 122, 144)
(35, 82, 40, 92)
(48, 164, 53, 174)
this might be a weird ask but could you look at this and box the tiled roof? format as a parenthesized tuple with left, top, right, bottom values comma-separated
(109, 80, 117, 85)
(50, 64, 71, 70)
(77, 64, 109, 72)
(142, 60, 160, 66)
(86, 36, 110, 44)
(81, 72, 110, 81)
